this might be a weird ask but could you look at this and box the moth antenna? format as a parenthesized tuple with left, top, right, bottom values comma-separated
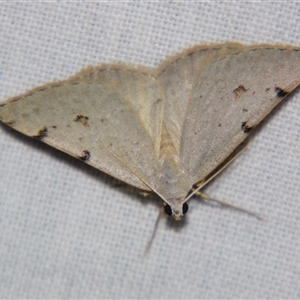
(143, 207, 164, 257)
(194, 190, 264, 221)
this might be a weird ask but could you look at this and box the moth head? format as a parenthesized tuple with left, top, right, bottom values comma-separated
(164, 202, 189, 220)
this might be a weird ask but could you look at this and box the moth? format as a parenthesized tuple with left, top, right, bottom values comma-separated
(1, 43, 300, 220)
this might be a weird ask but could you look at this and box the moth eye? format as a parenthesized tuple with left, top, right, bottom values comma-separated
(183, 203, 189, 214)
(164, 204, 172, 216)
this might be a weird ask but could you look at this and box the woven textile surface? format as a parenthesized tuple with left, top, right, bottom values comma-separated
(0, 2, 299, 298)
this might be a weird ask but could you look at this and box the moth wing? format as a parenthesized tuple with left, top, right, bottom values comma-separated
(177, 46, 300, 184)
(0, 68, 165, 191)
(159, 45, 216, 155)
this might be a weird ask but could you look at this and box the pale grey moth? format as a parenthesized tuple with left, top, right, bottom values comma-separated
(1, 43, 300, 220)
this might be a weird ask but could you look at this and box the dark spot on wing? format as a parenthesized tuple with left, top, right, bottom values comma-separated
(33, 107, 40, 114)
(233, 85, 247, 100)
(21, 113, 29, 119)
(241, 122, 253, 133)
(4, 120, 16, 126)
(32, 127, 48, 140)
(74, 115, 89, 126)
(11, 98, 21, 103)
(38, 87, 47, 92)
(275, 86, 289, 98)
(78, 150, 91, 161)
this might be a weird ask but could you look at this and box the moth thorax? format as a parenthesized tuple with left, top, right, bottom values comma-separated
(159, 122, 178, 159)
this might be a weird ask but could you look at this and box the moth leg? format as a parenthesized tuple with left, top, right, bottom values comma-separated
(191, 138, 263, 219)
(137, 190, 151, 197)
(109, 180, 151, 197)
(193, 190, 263, 220)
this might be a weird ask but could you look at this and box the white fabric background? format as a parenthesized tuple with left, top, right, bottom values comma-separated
(0, 2, 300, 299)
